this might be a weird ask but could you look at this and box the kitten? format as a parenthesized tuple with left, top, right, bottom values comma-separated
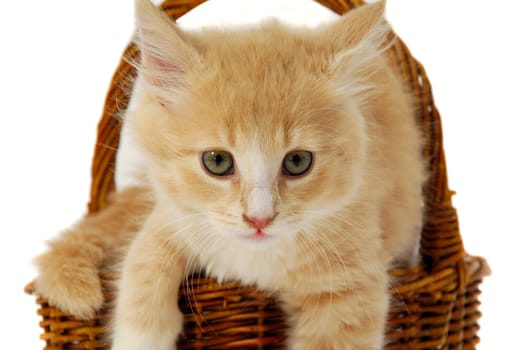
(35, 0, 424, 349)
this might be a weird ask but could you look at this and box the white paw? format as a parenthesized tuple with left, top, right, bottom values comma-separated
(111, 326, 179, 350)
(35, 254, 103, 319)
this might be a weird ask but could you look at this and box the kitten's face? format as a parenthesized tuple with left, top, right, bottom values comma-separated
(131, 0, 387, 247)
(134, 64, 366, 247)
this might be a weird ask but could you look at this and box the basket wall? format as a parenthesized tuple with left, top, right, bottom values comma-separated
(27, 0, 490, 349)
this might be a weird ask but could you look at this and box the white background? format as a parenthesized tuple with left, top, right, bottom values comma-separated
(1, 0, 525, 348)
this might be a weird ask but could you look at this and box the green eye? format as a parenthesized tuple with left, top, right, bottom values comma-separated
(202, 150, 234, 176)
(282, 150, 313, 176)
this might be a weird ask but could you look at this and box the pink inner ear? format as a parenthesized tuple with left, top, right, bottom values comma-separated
(146, 53, 184, 75)
(143, 51, 186, 90)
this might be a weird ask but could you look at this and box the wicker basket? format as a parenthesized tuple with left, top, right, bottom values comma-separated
(26, 0, 490, 349)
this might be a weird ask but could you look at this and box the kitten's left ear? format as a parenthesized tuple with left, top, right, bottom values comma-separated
(325, 0, 389, 54)
(323, 1, 391, 100)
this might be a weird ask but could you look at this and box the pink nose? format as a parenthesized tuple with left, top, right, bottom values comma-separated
(244, 215, 274, 229)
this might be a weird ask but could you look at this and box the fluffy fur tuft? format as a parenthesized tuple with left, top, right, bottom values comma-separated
(35, 0, 424, 349)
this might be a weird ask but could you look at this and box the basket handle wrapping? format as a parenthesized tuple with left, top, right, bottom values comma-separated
(88, 0, 464, 273)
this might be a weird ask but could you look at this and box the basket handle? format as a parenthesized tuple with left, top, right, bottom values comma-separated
(88, 0, 464, 272)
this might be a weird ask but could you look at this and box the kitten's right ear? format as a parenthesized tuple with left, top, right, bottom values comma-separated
(134, 0, 201, 101)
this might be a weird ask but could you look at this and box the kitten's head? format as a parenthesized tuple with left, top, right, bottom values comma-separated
(130, 0, 390, 248)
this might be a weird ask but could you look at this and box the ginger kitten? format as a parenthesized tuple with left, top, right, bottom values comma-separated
(35, 0, 424, 349)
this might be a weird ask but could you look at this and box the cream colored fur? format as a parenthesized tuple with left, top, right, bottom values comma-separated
(35, 0, 424, 349)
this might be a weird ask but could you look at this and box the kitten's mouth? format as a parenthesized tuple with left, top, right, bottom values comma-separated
(245, 229, 270, 240)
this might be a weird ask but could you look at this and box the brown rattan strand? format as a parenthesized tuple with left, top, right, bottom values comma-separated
(27, 0, 490, 349)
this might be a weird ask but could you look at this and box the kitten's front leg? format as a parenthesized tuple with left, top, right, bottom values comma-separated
(281, 275, 389, 350)
(111, 216, 187, 350)
(34, 186, 153, 319)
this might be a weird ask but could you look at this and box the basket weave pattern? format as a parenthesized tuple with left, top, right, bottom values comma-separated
(27, 0, 490, 349)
